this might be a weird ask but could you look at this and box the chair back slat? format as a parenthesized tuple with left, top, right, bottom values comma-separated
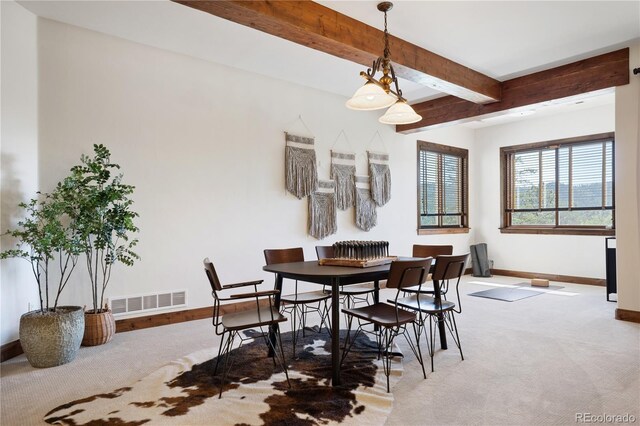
(203, 257, 223, 292)
(264, 247, 305, 265)
(432, 254, 469, 281)
(412, 244, 453, 258)
(386, 258, 433, 289)
(315, 245, 334, 260)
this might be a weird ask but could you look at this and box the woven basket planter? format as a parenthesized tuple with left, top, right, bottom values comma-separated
(82, 308, 115, 346)
(19, 306, 84, 368)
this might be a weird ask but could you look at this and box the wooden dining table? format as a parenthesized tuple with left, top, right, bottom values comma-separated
(263, 258, 448, 386)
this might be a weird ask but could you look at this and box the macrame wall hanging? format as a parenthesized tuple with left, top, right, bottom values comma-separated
(355, 175, 377, 232)
(330, 150, 356, 210)
(368, 151, 391, 207)
(285, 132, 318, 199)
(308, 180, 337, 240)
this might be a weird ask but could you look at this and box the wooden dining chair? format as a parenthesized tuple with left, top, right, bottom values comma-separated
(341, 258, 433, 392)
(263, 247, 331, 357)
(316, 245, 376, 309)
(203, 258, 290, 398)
(413, 244, 453, 259)
(392, 253, 469, 373)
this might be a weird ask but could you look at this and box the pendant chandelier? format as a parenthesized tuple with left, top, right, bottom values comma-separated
(346, 2, 422, 125)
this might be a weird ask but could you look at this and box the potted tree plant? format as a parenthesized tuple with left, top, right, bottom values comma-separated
(59, 144, 140, 346)
(1, 191, 85, 367)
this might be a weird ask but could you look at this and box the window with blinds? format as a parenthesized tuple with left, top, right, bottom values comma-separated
(501, 133, 615, 234)
(417, 141, 468, 231)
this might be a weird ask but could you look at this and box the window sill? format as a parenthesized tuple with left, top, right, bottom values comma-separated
(418, 227, 470, 235)
(500, 227, 615, 236)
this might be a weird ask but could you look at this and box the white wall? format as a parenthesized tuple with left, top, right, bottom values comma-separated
(0, 1, 40, 344)
(614, 41, 640, 313)
(32, 19, 474, 326)
(473, 105, 615, 278)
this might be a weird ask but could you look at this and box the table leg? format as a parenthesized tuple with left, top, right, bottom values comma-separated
(268, 274, 283, 357)
(373, 280, 380, 332)
(331, 277, 341, 386)
(433, 279, 448, 350)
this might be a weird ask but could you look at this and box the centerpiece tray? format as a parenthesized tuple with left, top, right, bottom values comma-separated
(318, 256, 397, 268)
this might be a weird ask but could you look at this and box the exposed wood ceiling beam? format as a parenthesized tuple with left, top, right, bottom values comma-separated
(398, 49, 630, 133)
(173, 0, 502, 104)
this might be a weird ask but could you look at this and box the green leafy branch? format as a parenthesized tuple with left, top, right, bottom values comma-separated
(1, 192, 83, 312)
(59, 144, 140, 312)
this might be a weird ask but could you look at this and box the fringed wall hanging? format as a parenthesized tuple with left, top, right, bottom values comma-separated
(285, 132, 318, 199)
(368, 151, 391, 206)
(330, 150, 356, 210)
(308, 180, 337, 240)
(355, 175, 377, 231)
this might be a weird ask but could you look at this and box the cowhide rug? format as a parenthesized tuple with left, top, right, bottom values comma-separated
(44, 329, 402, 425)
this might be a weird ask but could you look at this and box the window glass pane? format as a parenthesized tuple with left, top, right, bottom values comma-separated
(442, 215, 461, 226)
(511, 211, 555, 226)
(559, 210, 613, 226)
(513, 151, 540, 209)
(418, 150, 439, 226)
(420, 215, 437, 227)
(541, 150, 555, 209)
(443, 154, 460, 214)
(424, 151, 438, 215)
(558, 147, 569, 208)
(418, 150, 427, 215)
(420, 216, 438, 226)
(571, 143, 603, 208)
(605, 141, 613, 207)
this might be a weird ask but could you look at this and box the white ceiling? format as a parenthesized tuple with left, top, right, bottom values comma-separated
(318, 1, 640, 80)
(18, 0, 640, 126)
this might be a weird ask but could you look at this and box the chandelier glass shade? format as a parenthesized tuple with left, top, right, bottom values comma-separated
(345, 82, 396, 111)
(379, 100, 422, 125)
(345, 2, 422, 125)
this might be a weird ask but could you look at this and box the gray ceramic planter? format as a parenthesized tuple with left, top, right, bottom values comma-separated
(19, 306, 84, 368)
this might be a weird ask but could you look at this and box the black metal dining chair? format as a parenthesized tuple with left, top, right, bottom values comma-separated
(203, 258, 290, 398)
(341, 258, 433, 392)
(403, 244, 453, 295)
(264, 247, 331, 357)
(392, 253, 469, 373)
(316, 245, 376, 309)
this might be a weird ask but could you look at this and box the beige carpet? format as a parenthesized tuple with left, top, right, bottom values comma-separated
(2, 275, 639, 425)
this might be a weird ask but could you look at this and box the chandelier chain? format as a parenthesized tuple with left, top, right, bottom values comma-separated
(383, 10, 390, 60)
(345, 2, 422, 124)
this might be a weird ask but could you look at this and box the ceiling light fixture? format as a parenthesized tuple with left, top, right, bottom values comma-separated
(345, 2, 422, 125)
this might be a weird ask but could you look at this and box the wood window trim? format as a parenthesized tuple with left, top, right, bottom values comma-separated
(418, 141, 468, 156)
(500, 132, 615, 235)
(500, 132, 615, 155)
(500, 227, 614, 236)
(418, 227, 470, 235)
(417, 141, 469, 233)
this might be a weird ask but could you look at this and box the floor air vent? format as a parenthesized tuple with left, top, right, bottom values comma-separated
(109, 290, 187, 316)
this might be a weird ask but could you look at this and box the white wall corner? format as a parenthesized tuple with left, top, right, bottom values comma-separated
(1, 1, 40, 344)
